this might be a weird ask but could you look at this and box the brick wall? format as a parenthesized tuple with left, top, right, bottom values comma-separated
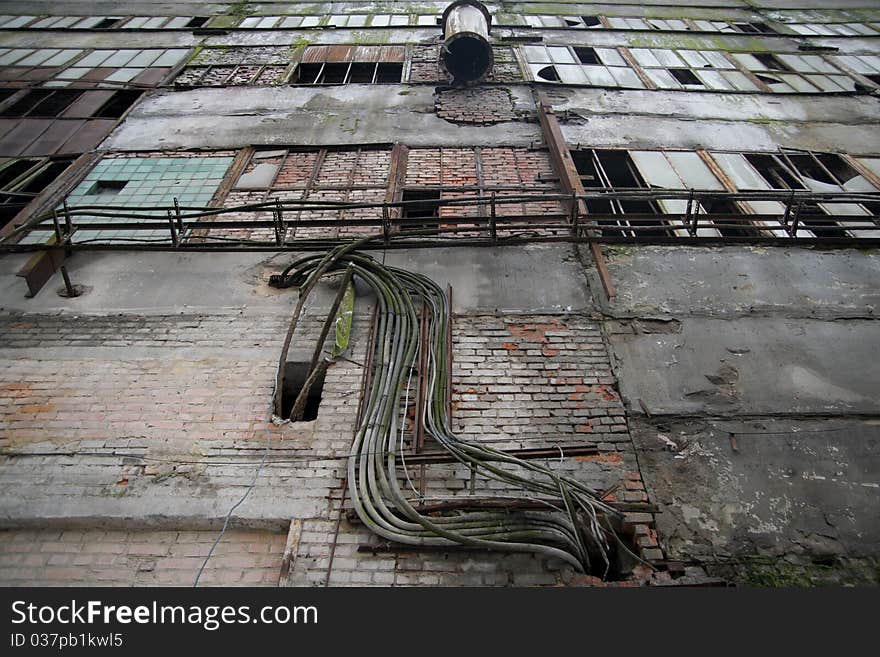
(436, 87, 517, 125)
(0, 302, 659, 586)
(0, 529, 285, 586)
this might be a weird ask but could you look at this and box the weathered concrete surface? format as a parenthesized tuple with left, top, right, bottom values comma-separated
(631, 417, 880, 560)
(592, 246, 880, 318)
(610, 316, 880, 416)
(0, 251, 296, 314)
(555, 90, 880, 129)
(560, 113, 880, 154)
(105, 86, 540, 151)
(0, 244, 592, 314)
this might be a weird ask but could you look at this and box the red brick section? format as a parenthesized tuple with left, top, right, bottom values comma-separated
(198, 148, 393, 242)
(435, 87, 517, 125)
(0, 529, 285, 586)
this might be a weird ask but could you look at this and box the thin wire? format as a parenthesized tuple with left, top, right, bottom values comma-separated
(192, 359, 280, 587)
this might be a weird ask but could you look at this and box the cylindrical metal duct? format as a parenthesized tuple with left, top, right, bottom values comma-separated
(440, 1, 493, 83)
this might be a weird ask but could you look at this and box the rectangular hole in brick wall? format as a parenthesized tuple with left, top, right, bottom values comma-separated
(401, 189, 440, 230)
(86, 179, 128, 195)
(281, 362, 325, 421)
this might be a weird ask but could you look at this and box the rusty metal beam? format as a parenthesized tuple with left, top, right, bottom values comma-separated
(536, 95, 616, 300)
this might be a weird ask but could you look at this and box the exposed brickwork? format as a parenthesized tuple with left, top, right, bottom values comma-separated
(0, 529, 285, 586)
(409, 45, 523, 84)
(0, 305, 658, 586)
(436, 87, 517, 125)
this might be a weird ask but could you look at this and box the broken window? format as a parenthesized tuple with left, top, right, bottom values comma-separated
(174, 46, 293, 87)
(733, 22, 776, 34)
(523, 44, 644, 87)
(0, 157, 75, 230)
(292, 46, 406, 85)
(572, 148, 769, 237)
(712, 151, 879, 238)
(185, 17, 210, 28)
(628, 48, 757, 91)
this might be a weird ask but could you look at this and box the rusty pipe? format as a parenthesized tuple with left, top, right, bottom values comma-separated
(440, 1, 493, 83)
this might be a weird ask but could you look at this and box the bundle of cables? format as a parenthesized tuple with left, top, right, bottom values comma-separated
(271, 243, 627, 575)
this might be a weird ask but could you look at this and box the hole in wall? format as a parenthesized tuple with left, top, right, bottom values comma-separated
(537, 65, 560, 81)
(669, 68, 702, 85)
(86, 180, 128, 195)
(280, 362, 325, 422)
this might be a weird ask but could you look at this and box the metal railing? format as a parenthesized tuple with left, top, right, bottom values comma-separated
(2, 187, 879, 252)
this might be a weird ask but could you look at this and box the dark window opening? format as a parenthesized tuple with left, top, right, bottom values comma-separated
(401, 189, 441, 230)
(736, 22, 776, 34)
(93, 90, 143, 118)
(753, 53, 790, 71)
(86, 180, 128, 195)
(571, 149, 662, 236)
(94, 18, 122, 29)
(669, 68, 702, 85)
(186, 17, 210, 28)
(581, 16, 602, 27)
(18, 160, 71, 194)
(280, 362, 325, 422)
(814, 153, 862, 185)
(537, 65, 560, 81)
(321, 63, 349, 84)
(349, 62, 376, 83)
(1, 89, 53, 117)
(0, 89, 15, 105)
(294, 63, 323, 84)
(0, 159, 39, 188)
(701, 198, 754, 236)
(800, 203, 848, 238)
(787, 154, 837, 185)
(565, 19, 581, 27)
(866, 74, 880, 86)
(375, 62, 403, 83)
(30, 90, 84, 117)
(744, 154, 805, 189)
(574, 47, 600, 65)
(755, 73, 785, 86)
(0, 157, 74, 230)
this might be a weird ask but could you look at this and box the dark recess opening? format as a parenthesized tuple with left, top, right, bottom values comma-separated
(94, 18, 122, 29)
(0, 159, 38, 187)
(401, 189, 441, 230)
(93, 90, 142, 118)
(375, 62, 403, 83)
(349, 62, 376, 83)
(701, 198, 754, 236)
(321, 63, 349, 84)
(735, 22, 776, 34)
(574, 47, 600, 65)
(581, 16, 601, 27)
(280, 362, 325, 421)
(745, 154, 805, 189)
(753, 53, 790, 71)
(669, 68, 702, 85)
(86, 180, 128, 195)
(866, 74, 880, 85)
(186, 17, 210, 28)
(1, 90, 52, 117)
(537, 65, 560, 81)
(295, 63, 322, 84)
(19, 160, 71, 194)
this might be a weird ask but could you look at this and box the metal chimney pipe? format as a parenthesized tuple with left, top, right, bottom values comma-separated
(440, 1, 493, 83)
